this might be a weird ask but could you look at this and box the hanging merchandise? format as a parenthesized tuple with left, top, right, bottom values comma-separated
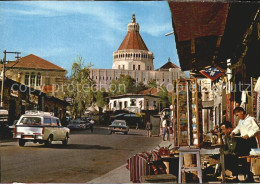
(257, 93, 260, 123)
(175, 78, 202, 147)
(254, 77, 260, 92)
(240, 91, 247, 109)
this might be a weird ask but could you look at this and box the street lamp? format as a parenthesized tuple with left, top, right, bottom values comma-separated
(0, 50, 21, 107)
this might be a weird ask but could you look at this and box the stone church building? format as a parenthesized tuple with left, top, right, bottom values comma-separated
(89, 14, 185, 90)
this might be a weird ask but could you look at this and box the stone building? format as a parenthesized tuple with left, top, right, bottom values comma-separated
(0, 78, 68, 125)
(89, 14, 185, 90)
(1, 54, 66, 100)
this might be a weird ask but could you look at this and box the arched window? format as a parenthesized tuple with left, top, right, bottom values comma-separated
(25, 72, 29, 85)
(30, 72, 35, 86)
(36, 73, 41, 86)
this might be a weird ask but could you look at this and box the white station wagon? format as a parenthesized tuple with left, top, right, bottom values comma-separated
(13, 111, 70, 147)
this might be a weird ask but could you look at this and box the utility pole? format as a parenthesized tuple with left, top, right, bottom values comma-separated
(0, 50, 21, 108)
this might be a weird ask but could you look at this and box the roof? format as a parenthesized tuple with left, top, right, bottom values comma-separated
(140, 87, 160, 96)
(118, 31, 149, 51)
(109, 93, 159, 99)
(158, 61, 180, 70)
(4, 54, 65, 71)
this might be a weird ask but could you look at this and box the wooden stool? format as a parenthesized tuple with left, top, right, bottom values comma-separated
(178, 148, 202, 183)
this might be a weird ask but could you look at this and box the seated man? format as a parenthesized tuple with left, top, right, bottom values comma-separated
(231, 107, 260, 153)
(219, 120, 255, 182)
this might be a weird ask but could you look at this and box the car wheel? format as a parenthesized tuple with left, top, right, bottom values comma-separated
(62, 134, 69, 145)
(18, 139, 26, 147)
(45, 136, 53, 146)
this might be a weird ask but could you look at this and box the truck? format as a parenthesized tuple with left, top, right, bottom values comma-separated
(13, 111, 70, 147)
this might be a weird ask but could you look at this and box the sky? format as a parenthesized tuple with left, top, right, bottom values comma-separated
(0, 1, 179, 75)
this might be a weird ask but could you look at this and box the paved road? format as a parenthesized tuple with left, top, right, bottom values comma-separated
(0, 127, 162, 183)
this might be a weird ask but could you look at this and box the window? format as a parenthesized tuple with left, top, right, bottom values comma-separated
(124, 101, 128, 108)
(30, 72, 35, 86)
(130, 99, 136, 106)
(118, 65, 121, 69)
(138, 65, 140, 70)
(20, 117, 41, 125)
(123, 65, 125, 70)
(133, 65, 135, 70)
(113, 101, 116, 108)
(147, 66, 149, 70)
(36, 73, 41, 86)
(44, 118, 51, 125)
(25, 72, 29, 85)
(51, 118, 58, 126)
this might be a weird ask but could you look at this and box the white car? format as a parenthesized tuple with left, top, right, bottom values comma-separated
(13, 111, 70, 147)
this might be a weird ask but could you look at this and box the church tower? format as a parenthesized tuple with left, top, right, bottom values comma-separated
(112, 14, 154, 71)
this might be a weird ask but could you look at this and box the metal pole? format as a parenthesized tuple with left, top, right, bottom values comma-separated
(0, 50, 6, 107)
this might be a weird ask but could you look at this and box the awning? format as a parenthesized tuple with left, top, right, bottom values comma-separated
(169, 2, 260, 71)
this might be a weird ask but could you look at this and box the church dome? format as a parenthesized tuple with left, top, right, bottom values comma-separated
(113, 14, 154, 71)
(117, 14, 149, 51)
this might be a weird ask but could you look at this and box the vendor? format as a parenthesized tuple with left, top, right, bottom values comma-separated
(231, 107, 260, 154)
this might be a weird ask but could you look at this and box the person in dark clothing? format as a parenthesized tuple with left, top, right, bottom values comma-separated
(89, 119, 94, 133)
(218, 121, 254, 181)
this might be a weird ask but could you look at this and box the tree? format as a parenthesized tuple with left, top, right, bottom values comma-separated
(109, 75, 136, 96)
(133, 81, 147, 93)
(65, 56, 95, 118)
(158, 86, 172, 109)
(95, 88, 109, 113)
(147, 79, 158, 88)
(109, 75, 148, 96)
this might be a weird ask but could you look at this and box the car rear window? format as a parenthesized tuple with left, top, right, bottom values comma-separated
(20, 117, 41, 125)
(44, 118, 51, 125)
(113, 121, 126, 126)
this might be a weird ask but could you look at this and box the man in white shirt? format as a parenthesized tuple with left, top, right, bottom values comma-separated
(162, 118, 169, 141)
(231, 107, 260, 153)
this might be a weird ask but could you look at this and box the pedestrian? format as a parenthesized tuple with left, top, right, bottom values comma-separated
(162, 117, 169, 141)
(89, 119, 95, 133)
(145, 121, 152, 137)
(231, 107, 260, 152)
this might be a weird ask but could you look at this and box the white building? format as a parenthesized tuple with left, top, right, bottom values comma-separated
(109, 94, 159, 113)
(90, 14, 185, 90)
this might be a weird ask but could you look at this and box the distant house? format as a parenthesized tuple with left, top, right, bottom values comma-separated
(109, 93, 159, 113)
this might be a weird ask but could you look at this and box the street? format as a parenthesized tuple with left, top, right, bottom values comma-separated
(0, 127, 162, 183)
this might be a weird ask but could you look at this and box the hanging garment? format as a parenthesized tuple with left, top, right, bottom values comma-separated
(254, 77, 260, 92)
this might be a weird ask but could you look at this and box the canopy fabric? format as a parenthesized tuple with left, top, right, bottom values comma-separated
(169, 2, 229, 42)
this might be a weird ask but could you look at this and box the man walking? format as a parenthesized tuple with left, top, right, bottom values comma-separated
(145, 121, 152, 137)
(162, 117, 169, 141)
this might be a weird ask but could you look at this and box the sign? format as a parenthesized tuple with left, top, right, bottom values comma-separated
(42, 85, 56, 93)
(29, 94, 38, 104)
(200, 66, 224, 81)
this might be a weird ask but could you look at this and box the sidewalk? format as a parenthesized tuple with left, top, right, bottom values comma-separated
(88, 140, 173, 183)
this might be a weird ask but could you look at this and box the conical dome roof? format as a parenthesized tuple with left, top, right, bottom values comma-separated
(117, 14, 149, 51)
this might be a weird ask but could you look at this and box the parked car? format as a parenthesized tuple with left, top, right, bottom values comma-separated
(9, 120, 18, 134)
(79, 117, 92, 129)
(110, 113, 144, 129)
(13, 111, 70, 147)
(109, 120, 129, 135)
(67, 119, 86, 130)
